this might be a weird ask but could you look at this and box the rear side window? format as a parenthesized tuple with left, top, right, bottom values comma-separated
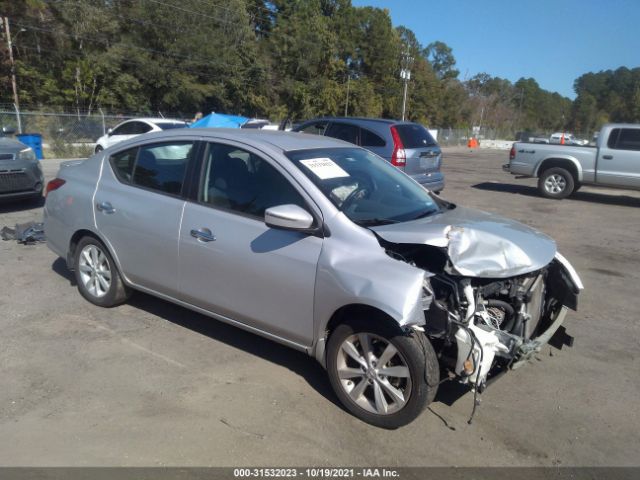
(298, 122, 328, 135)
(110, 147, 138, 182)
(132, 122, 153, 134)
(395, 124, 437, 148)
(111, 122, 135, 135)
(325, 122, 359, 144)
(156, 122, 187, 130)
(360, 128, 386, 147)
(607, 129, 620, 148)
(132, 142, 193, 195)
(610, 128, 640, 151)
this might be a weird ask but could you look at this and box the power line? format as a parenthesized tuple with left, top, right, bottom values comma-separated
(44, 0, 275, 38)
(9, 19, 263, 78)
(17, 43, 268, 90)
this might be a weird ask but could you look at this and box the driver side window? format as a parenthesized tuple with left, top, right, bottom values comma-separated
(200, 143, 308, 219)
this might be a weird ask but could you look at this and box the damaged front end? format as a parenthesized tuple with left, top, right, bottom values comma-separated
(374, 213, 583, 393)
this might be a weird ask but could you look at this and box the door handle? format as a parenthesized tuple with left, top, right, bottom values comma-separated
(96, 201, 115, 214)
(602, 155, 613, 160)
(190, 227, 216, 242)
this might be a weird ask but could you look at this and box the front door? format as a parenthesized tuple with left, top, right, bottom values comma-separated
(597, 127, 640, 188)
(178, 142, 323, 346)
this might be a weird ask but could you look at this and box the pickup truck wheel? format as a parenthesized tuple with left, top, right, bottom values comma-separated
(326, 319, 439, 429)
(538, 167, 575, 199)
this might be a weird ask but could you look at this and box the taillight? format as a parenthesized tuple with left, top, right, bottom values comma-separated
(45, 178, 66, 196)
(509, 145, 516, 160)
(390, 126, 406, 166)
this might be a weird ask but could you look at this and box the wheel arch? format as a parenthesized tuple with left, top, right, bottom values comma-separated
(314, 303, 405, 368)
(67, 229, 128, 286)
(535, 157, 582, 183)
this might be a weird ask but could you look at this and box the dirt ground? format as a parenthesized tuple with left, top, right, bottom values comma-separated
(0, 147, 638, 466)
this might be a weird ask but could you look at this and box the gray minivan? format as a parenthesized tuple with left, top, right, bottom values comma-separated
(293, 117, 444, 192)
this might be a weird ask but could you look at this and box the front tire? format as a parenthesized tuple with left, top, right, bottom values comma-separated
(538, 167, 575, 199)
(326, 319, 439, 429)
(74, 236, 131, 307)
(94, 145, 104, 154)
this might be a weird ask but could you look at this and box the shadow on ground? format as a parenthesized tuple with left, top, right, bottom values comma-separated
(472, 182, 640, 208)
(51, 257, 341, 410)
(51, 256, 471, 426)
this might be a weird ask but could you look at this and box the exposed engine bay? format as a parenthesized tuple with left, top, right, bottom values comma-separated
(381, 239, 582, 392)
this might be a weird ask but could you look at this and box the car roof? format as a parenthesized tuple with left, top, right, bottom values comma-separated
(121, 118, 186, 124)
(118, 128, 355, 152)
(299, 116, 417, 127)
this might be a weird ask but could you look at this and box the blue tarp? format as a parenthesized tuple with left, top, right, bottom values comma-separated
(189, 113, 249, 128)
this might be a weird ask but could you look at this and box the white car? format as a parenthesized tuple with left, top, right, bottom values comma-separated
(549, 132, 587, 145)
(94, 118, 187, 153)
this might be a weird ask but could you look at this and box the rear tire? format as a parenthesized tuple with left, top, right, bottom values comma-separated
(326, 318, 439, 429)
(538, 167, 575, 199)
(74, 236, 130, 307)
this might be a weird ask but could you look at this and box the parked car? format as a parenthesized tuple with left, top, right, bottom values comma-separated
(94, 118, 187, 153)
(45, 129, 581, 428)
(549, 132, 587, 145)
(504, 123, 640, 199)
(0, 127, 44, 201)
(293, 117, 445, 192)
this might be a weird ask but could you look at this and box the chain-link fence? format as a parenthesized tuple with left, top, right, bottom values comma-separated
(434, 126, 526, 147)
(0, 108, 191, 158)
(1, 107, 588, 158)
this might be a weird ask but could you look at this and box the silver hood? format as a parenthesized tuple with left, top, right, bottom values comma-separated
(371, 206, 557, 278)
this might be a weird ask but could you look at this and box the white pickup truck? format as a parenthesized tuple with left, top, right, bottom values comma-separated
(503, 123, 640, 199)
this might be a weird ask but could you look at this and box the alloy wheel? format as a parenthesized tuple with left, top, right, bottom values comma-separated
(78, 244, 112, 298)
(336, 333, 412, 415)
(544, 174, 567, 194)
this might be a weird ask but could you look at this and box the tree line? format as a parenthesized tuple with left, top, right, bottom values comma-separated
(1, 0, 639, 136)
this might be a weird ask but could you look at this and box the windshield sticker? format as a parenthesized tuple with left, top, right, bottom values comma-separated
(300, 158, 350, 180)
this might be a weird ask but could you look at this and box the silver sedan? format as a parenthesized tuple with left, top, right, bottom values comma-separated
(44, 129, 582, 428)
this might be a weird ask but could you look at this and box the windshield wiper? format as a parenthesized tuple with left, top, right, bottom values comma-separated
(409, 208, 439, 221)
(354, 218, 400, 226)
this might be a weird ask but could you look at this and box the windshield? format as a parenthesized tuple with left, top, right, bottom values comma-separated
(286, 147, 441, 226)
(156, 122, 187, 130)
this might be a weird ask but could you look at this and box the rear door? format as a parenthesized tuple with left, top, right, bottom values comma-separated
(95, 139, 197, 297)
(394, 123, 441, 176)
(359, 126, 388, 159)
(324, 122, 360, 146)
(177, 141, 323, 346)
(597, 127, 640, 188)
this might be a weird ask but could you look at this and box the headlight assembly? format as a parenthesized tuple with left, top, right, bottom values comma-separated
(18, 147, 37, 162)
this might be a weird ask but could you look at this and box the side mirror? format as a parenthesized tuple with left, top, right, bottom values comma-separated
(107, 128, 113, 136)
(265, 204, 315, 231)
(1, 126, 16, 135)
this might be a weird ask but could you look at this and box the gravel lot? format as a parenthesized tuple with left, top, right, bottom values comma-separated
(1, 147, 639, 466)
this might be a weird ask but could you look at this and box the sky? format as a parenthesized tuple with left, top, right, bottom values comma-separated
(351, 0, 640, 99)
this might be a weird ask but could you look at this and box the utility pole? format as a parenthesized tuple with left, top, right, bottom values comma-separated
(3, 17, 20, 114)
(344, 74, 350, 117)
(3, 17, 24, 133)
(400, 49, 414, 121)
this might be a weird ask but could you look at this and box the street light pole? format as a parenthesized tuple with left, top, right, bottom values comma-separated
(3, 17, 22, 133)
(400, 49, 413, 121)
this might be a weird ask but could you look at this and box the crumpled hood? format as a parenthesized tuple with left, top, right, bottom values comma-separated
(371, 207, 556, 278)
